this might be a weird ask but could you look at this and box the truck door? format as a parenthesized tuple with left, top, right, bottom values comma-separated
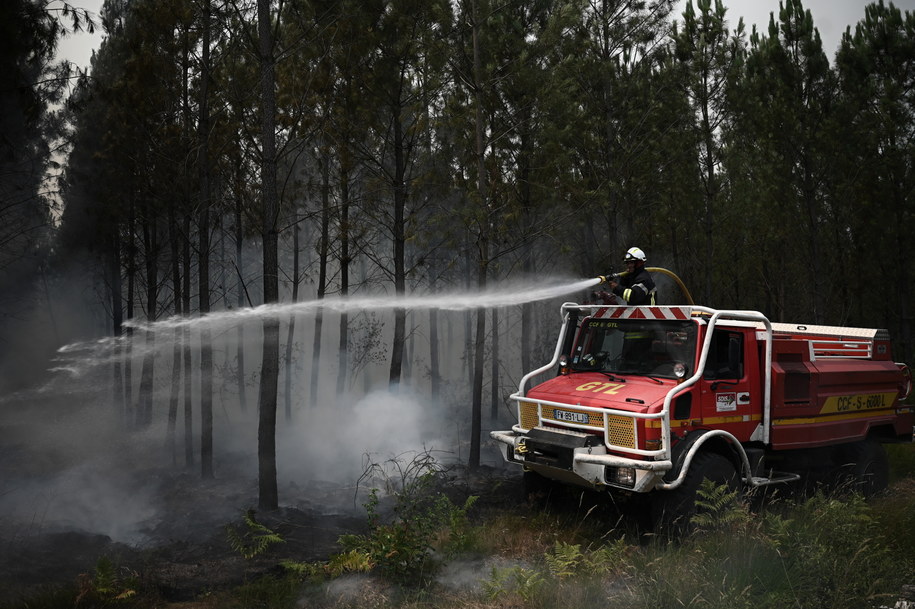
(698, 328, 759, 439)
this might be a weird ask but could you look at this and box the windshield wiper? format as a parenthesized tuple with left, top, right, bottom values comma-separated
(600, 372, 625, 382)
(614, 370, 664, 384)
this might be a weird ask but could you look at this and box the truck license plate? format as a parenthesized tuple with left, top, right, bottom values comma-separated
(553, 409, 589, 424)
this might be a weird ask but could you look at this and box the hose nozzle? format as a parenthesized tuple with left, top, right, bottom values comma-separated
(598, 272, 621, 283)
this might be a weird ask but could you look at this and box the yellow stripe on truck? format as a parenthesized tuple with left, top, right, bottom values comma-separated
(772, 408, 897, 426)
(819, 392, 897, 415)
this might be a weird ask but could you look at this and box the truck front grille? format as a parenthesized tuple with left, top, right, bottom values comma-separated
(518, 401, 636, 449)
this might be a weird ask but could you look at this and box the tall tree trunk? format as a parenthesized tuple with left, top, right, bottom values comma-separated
(125, 196, 135, 428)
(109, 232, 124, 423)
(490, 307, 499, 421)
(284, 210, 300, 422)
(234, 199, 248, 410)
(388, 108, 407, 387)
(183, 212, 194, 468)
(138, 215, 157, 428)
(469, 0, 487, 469)
(310, 148, 330, 407)
(519, 149, 533, 375)
(167, 205, 181, 464)
(198, 0, 214, 480)
(429, 286, 440, 402)
(257, 0, 280, 511)
(180, 29, 194, 468)
(336, 165, 350, 395)
(234, 102, 248, 413)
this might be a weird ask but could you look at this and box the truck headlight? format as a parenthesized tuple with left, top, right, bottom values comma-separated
(605, 466, 636, 488)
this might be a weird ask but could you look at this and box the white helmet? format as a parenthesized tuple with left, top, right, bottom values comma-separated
(624, 247, 646, 263)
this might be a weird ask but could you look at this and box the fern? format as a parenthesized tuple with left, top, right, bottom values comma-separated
(483, 565, 546, 601)
(225, 509, 285, 559)
(584, 537, 630, 576)
(324, 549, 375, 577)
(75, 557, 137, 605)
(514, 567, 547, 601)
(692, 478, 749, 531)
(546, 541, 584, 579)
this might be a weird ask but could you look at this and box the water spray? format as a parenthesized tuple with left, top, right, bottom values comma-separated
(121, 276, 606, 334)
(44, 276, 606, 379)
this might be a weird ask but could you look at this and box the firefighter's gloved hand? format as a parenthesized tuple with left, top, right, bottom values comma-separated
(592, 290, 615, 305)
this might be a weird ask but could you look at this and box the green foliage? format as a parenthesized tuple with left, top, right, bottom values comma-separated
(691, 477, 751, 531)
(870, 480, 915, 580)
(482, 564, 547, 603)
(225, 509, 285, 560)
(339, 486, 477, 585)
(282, 549, 376, 582)
(544, 541, 583, 580)
(229, 572, 302, 609)
(887, 444, 915, 480)
(335, 453, 479, 585)
(73, 556, 137, 606)
(543, 538, 628, 580)
(761, 492, 895, 608)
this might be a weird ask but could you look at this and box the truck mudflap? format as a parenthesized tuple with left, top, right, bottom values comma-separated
(491, 427, 671, 492)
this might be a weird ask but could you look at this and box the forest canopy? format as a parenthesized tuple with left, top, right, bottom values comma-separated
(2, 0, 914, 504)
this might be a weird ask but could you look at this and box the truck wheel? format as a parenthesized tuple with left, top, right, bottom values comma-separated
(650, 451, 739, 535)
(838, 439, 889, 498)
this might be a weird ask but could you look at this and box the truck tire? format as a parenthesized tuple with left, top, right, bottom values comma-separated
(838, 439, 889, 498)
(650, 451, 739, 535)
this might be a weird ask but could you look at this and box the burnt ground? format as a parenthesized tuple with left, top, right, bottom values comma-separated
(0, 377, 533, 605)
(0, 461, 526, 605)
(0, 475, 359, 603)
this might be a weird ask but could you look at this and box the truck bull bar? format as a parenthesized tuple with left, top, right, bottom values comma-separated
(491, 303, 776, 490)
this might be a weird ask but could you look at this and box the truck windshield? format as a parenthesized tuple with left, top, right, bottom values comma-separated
(570, 319, 697, 379)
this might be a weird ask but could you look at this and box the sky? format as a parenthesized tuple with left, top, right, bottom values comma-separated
(57, 0, 915, 73)
(679, 0, 915, 60)
(54, 0, 105, 72)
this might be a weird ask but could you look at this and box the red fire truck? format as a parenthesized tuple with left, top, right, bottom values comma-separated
(491, 298, 913, 528)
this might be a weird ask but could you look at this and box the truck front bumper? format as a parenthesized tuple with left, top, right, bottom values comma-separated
(491, 428, 671, 493)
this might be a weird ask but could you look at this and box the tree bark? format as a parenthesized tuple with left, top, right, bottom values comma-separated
(388, 107, 407, 387)
(257, 0, 280, 511)
(284, 211, 300, 421)
(167, 205, 181, 464)
(138, 212, 157, 428)
(198, 0, 214, 480)
(469, 0, 487, 469)
(310, 148, 330, 407)
(336, 164, 350, 396)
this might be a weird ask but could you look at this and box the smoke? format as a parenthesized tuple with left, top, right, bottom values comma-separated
(278, 387, 454, 490)
(0, 385, 170, 544)
(0, 276, 595, 547)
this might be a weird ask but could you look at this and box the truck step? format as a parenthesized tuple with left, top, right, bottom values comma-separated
(749, 471, 802, 487)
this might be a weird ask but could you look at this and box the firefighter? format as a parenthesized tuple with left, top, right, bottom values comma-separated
(609, 247, 656, 305)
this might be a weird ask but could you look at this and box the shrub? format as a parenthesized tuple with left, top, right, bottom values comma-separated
(337, 453, 478, 586)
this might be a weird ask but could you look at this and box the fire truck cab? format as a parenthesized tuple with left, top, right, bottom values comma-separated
(491, 303, 913, 527)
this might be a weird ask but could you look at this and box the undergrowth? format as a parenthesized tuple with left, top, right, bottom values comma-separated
(7, 445, 915, 609)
